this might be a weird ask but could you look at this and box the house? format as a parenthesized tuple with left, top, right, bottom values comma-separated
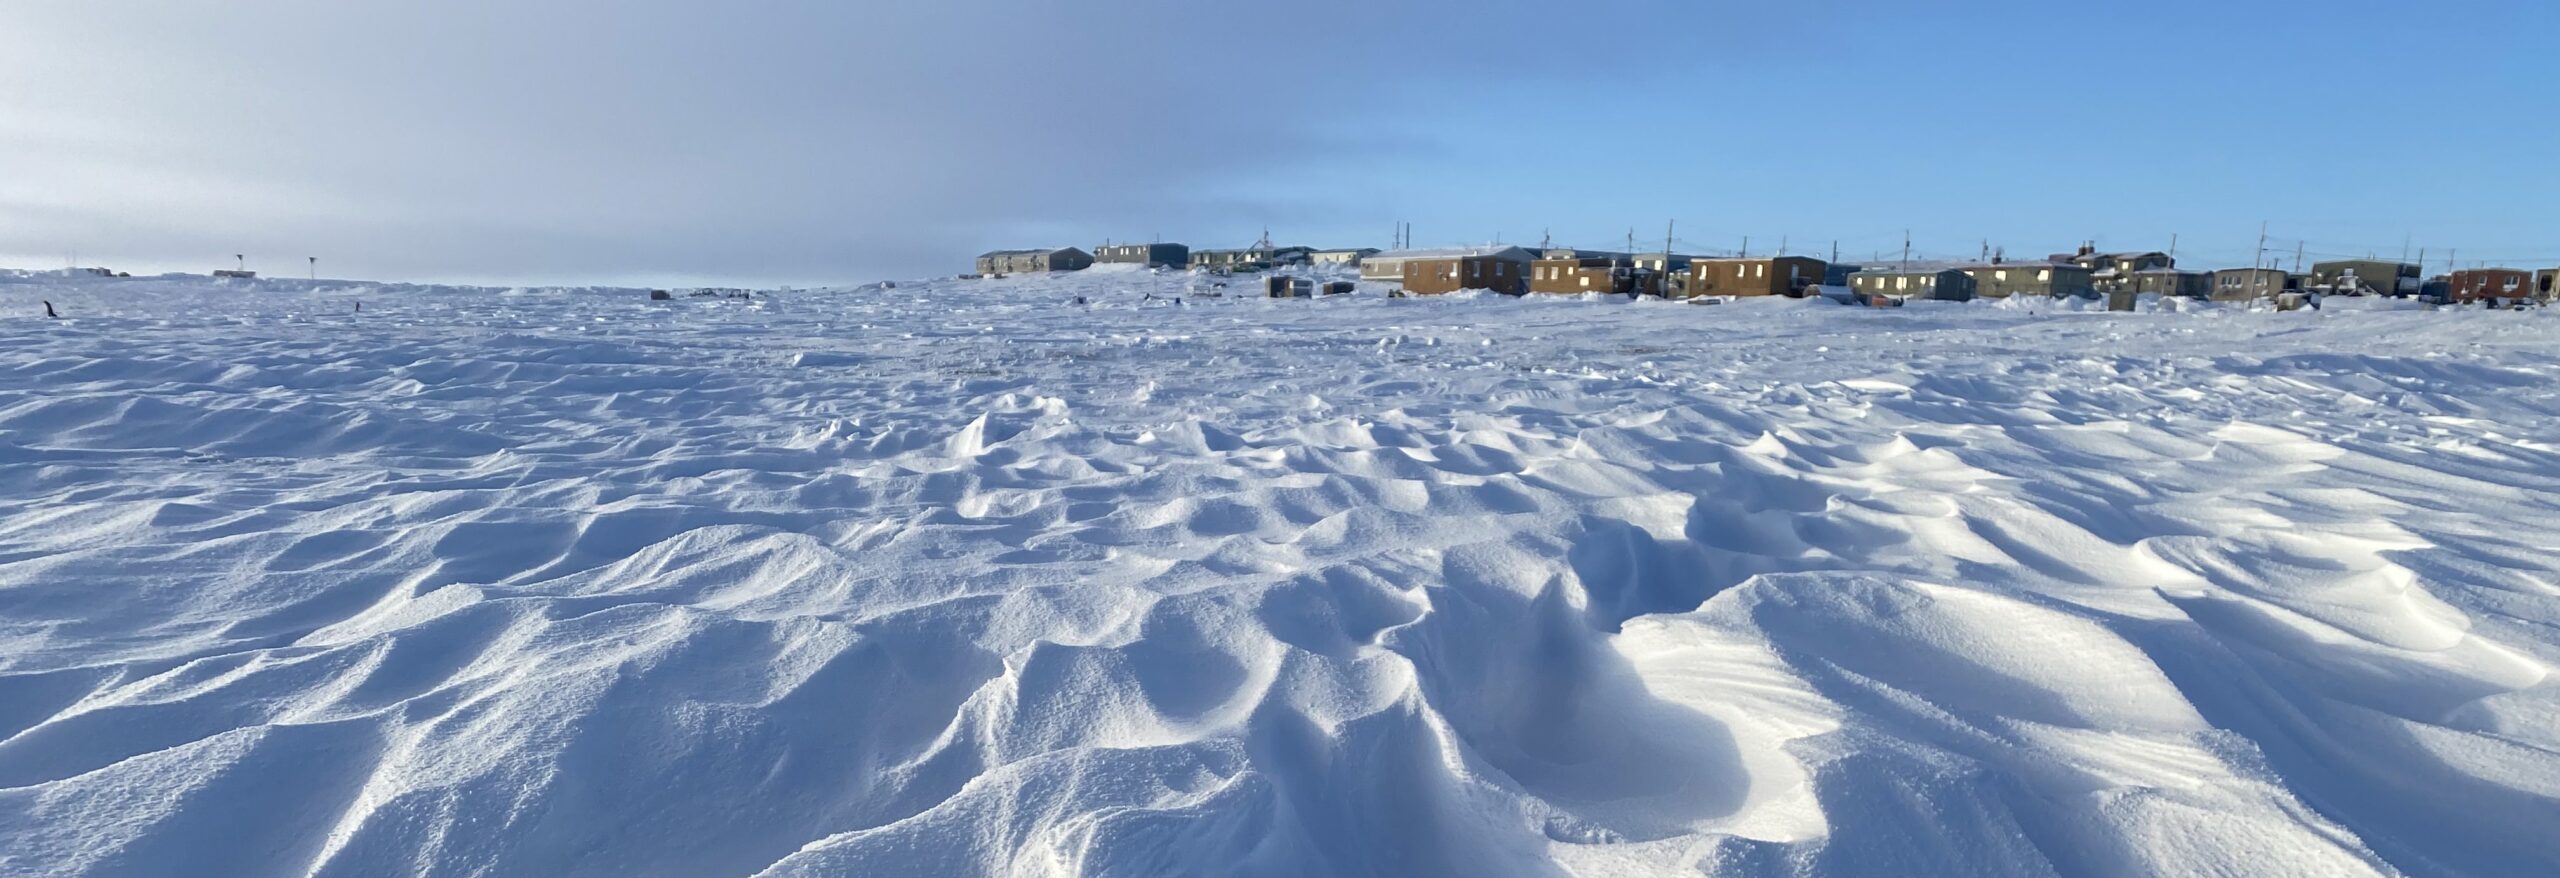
(1848, 267, 1975, 301)
(2210, 267, 2295, 301)
(2448, 268, 2535, 304)
(1094, 242, 1189, 268)
(2121, 268, 2214, 298)
(1961, 261, 2096, 298)
(2306, 260, 2421, 296)
(1398, 246, 1536, 295)
(2536, 268, 2560, 302)
(1310, 248, 1380, 267)
(1190, 246, 1313, 272)
(976, 247, 1094, 275)
(1529, 257, 1642, 295)
(1687, 256, 1827, 298)
(1362, 246, 1535, 285)
(2053, 243, 2175, 276)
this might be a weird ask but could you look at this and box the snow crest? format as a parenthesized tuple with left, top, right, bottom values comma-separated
(3, 270, 2558, 876)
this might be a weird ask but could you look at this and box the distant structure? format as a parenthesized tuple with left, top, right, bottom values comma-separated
(1309, 248, 1380, 267)
(2305, 260, 2420, 297)
(2448, 267, 2533, 304)
(2120, 268, 2214, 298)
(2211, 267, 2295, 301)
(1849, 267, 1976, 301)
(2536, 268, 2559, 302)
(2055, 243, 2175, 276)
(976, 247, 1094, 275)
(215, 253, 255, 279)
(1530, 256, 1642, 295)
(1394, 245, 1536, 295)
(1094, 242, 1189, 268)
(1687, 256, 1827, 298)
(1961, 260, 2094, 299)
(1190, 245, 1312, 272)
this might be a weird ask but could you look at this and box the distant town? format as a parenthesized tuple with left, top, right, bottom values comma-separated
(974, 238, 2556, 310)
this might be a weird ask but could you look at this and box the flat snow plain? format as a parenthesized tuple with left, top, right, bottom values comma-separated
(2, 266, 2558, 877)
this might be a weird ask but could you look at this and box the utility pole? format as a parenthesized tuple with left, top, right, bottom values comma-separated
(1831, 240, 1839, 263)
(1901, 230, 1911, 269)
(2292, 242, 2303, 274)
(2254, 222, 2269, 298)
(235, 254, 245, 272)
(308, 256, 316, 281)
(1741, 236, 1750, 259)
(1664, 220, 1674, 261)
(1778, 235, 1788, 257)
(1541, 228, 1551, 250)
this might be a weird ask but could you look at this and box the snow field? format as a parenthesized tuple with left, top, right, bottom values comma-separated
(1, 267, 2557, 876)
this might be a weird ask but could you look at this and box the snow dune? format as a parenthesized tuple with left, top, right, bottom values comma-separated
(2, 269, 2557, 876)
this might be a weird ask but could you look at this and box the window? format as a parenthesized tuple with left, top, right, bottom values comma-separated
(1580, 277, 1591, 288)
(1470, 263, 1481, 279)
(1996, 270, 2009, 282)
(1896, 277, 1909, 290)
(2037, 270, 2051, 282)
(1755, 265, 1766, 278)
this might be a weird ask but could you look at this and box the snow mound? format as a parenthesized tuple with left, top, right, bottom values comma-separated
(2, 270, 2558, 876)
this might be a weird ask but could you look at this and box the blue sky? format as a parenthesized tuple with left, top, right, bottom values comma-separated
(3, 1, 2554, 286)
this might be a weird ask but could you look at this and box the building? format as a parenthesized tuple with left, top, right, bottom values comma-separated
(2053, 243, 2175, 276)
(976, 247, 1094, 275)
(2121, 268, 2214, 298)
(2537, 268, 2560, 302)
(1093, 242, 1189, 268)
(1310, 248, 1380, 267)
(1686, 256, 1826, 298)
(1961, 261, 2096, 298)
(2210, 267, 2295, 301)
(1362, 246, 1535, 285)
(1398, 246, 1536, 295)
(1848, 267, 1975, 301)
(1529, 257, 1643, 295)
(1824, 263, 1870, 286)
(2448, 268, 2535, 304)
(1190, 246, 1314, 272)
(2306, 260, 2421, 296)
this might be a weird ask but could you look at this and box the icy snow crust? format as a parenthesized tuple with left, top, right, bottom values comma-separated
(2, 268, 2557, 877)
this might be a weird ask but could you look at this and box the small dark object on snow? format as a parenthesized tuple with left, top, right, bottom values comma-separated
(1072, 296, 1087, 305)
(650, 289, 673, 301)
(44, 300, 59, 318)
(355, 302, 362, 313)
(1174, 297, 1184, 306)
(1320, 281, 1355, 296)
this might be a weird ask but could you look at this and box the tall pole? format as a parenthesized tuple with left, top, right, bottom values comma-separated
(1901, 230, 1911, 269)
(2254, 222, 2269, 298)
(308, 256, 316, 281)
(1741, 236, 1750, 259)
(2293, 242, 2303, 274)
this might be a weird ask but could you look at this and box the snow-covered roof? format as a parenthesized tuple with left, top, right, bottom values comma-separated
(1364, 246, 1535, 262)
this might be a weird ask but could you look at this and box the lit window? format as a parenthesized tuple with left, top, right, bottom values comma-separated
(1996, 270, 2008, 281)
(2038, 270, 2050, 282)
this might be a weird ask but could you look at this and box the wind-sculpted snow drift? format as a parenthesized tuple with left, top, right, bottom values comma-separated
(1, 268, 2556, 876)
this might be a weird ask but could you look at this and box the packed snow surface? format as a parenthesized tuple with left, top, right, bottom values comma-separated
(3, 268, 2558, 877)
